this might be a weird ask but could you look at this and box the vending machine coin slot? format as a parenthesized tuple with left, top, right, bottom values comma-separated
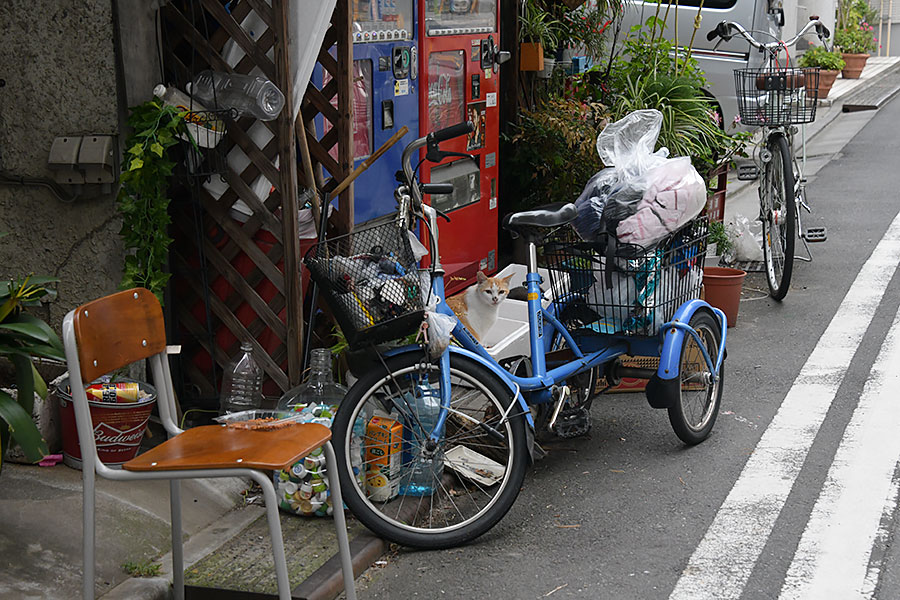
(480, 38, 493, 70)
(393, 46, 411, 79)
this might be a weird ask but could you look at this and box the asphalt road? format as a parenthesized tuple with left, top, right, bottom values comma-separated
(348, 94, 900, 600)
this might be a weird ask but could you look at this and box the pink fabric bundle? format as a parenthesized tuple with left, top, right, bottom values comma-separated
(616, 157, 706, 248)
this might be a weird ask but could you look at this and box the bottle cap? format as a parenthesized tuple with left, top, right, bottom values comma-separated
(153, 84, 166, 98)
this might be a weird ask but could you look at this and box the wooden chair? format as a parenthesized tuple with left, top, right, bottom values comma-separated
(61, 288, 357, 600)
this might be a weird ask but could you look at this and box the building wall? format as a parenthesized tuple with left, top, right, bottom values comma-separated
(0, 0, 123, 329)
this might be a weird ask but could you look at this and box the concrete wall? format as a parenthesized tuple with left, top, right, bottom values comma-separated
(0, 0, 123, 329)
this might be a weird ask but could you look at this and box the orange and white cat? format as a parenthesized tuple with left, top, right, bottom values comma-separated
(445, 271, 514, 343)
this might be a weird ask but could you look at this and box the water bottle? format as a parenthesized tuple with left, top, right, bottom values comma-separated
(399, 382, 444, 497)
(186, 70, 285, 121)
(219, 342, 263, 415)
(277, 348, 346, 410)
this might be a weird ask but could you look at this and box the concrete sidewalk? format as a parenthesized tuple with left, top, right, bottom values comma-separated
(4, 56, 900, 600)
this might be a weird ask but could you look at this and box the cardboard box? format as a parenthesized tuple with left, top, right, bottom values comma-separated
(364, 416, 403, 502)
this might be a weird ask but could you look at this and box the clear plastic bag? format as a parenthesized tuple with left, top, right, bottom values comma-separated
(425, 305, 457, 358)
(574, 110, 671, 241)
(574, 109, 706, 248)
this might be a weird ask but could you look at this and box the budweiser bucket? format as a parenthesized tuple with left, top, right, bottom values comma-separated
(55, 376, 157, 469)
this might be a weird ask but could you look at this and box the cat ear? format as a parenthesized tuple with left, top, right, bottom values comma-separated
(476, 271, 487, 283)
(501, 274, 514, 284)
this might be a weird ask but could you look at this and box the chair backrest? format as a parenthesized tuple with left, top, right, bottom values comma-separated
(71, 288, 167, 383)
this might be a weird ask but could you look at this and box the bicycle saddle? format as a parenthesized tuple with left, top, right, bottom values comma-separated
(503, 202, 577, 243)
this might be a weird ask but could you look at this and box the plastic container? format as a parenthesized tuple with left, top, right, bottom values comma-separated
(152, 84, 225, 148)
(274, 349, 354, 517)
(399, 382, 444, 497)
(56, 376, 157, 469)
(276, 348, 346, 411)
(187, 70, 285, 121)
(219, 342, 263, 415)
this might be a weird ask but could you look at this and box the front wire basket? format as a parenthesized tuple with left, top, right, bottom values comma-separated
(304, 221, 425, 349)
(543, 217, 708, 337)
(734, 67, 820, 126)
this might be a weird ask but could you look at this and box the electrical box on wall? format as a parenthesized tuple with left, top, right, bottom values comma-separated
(47, 134, 117, 195)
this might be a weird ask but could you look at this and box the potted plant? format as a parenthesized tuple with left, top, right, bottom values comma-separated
(834, 23, 877, 78)
(519, 0, 559, 72)
(0, 269, 65, 473)
(798, 45, 846, 99)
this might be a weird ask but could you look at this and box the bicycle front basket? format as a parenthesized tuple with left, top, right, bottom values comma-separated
(304, 221, 425, 349)
(734, 67, 820, 126)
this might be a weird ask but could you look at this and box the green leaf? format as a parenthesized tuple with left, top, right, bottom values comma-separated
(0, 390, 48, 463)
(128, 143, 144, 156)
(129, 157, 144, 171)
(31, 362, 48, 400)
(150, 142, 164, 158)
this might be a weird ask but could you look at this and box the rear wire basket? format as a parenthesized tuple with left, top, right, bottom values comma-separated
(543, 217, 708, 337)
(734, 67, 820, 126)
(304, 221, 424, 349)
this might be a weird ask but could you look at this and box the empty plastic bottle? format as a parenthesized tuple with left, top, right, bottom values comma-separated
(277, 348, 347, 411)
(187, 70, 285, 121)
(399, 382, 444, 497)
(219, 342, 263, 415)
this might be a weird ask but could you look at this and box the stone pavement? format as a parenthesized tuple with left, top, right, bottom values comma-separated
(3, 56, 900, 600)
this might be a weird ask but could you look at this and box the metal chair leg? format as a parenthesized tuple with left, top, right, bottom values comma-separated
(170, 480, 185, 600)
(82, 465, 96, 600)
(324, 442, 358, 600)
(251, 471, 292, 600)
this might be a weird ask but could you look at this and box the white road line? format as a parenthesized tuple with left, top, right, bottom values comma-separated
(779, 301, 900, 600)
(669, 211, 900, 600)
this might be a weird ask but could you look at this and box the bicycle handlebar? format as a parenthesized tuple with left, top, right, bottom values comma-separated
(429, 121, 474, 144)
(706, 18, 830, 52)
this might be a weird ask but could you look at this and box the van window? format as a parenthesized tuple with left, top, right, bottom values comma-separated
(677, 0, 737, 8)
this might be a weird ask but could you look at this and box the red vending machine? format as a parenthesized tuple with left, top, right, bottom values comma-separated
(418, 0, 502, 294)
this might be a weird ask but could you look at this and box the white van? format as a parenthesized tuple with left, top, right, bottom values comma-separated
(620, 0, 785, 127)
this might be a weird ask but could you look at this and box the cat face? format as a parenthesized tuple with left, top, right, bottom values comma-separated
(475, 271, 513, 306)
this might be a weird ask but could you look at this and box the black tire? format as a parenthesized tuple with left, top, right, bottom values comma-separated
(665, 309, 724, 445)
(761, 133, 796, 301)
(331, 349, 529, 548)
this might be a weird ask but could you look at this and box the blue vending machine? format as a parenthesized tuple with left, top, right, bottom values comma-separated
(348, 0, 419, 224)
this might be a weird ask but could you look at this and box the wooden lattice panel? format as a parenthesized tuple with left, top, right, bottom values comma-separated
(162, 0, 354, 401)
(162, 0, 301, 397)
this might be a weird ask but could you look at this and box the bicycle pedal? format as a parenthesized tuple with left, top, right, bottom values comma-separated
(804, 227, 827, 242)
(550, 407, 592, 439)
(737, 164, 760, 181)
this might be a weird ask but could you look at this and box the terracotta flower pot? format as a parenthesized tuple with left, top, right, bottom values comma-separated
(520, 42, 544, 72)
(815, 69, 840, 99)
(841, 53, 869, 79)
(702, 267, 746, 327)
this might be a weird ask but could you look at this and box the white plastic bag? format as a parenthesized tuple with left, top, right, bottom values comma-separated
(425, 310, 457, 357)
(730, 214, 764, 262)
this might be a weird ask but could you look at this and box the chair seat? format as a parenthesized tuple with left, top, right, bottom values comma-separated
(123, 422, 332, 472)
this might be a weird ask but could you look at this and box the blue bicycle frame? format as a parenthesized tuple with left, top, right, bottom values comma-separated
(417, 261, 727, 444)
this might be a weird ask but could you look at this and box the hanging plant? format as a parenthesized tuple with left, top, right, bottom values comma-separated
(117, 99, 193, 305)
